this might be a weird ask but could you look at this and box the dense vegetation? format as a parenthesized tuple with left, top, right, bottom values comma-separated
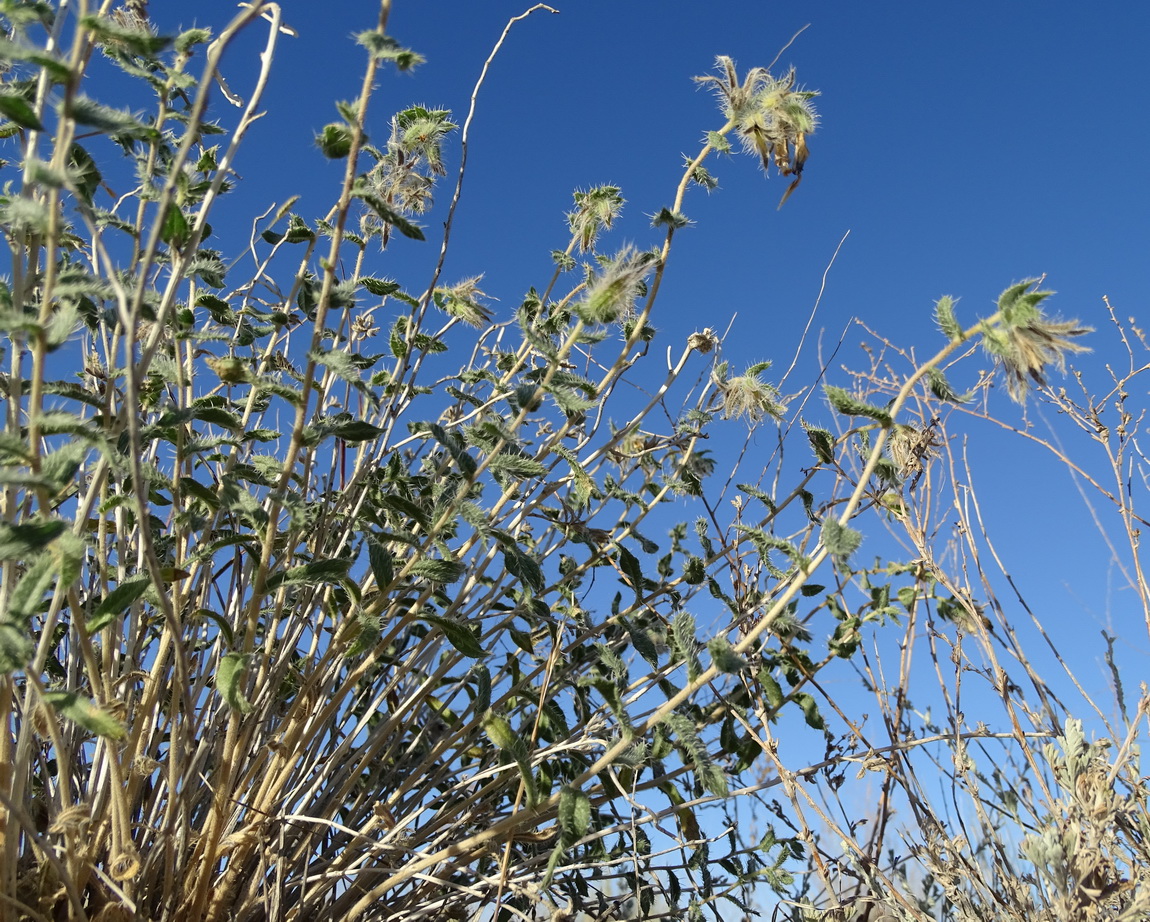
(1, 3, 1146, 922)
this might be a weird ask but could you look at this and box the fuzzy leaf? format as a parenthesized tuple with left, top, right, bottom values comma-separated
(68, 96, 156, 140)
(423, 613, 484, 658)
(0, 92, 42, 130)
(737, 483, 777, 512)
(79, 14, 172, 55)
(360, 276, 401, 297)
(824, 386, 892, 425)
(558, 785, 592, 845)
(822, 518, 863, 561)
(368, 540, 394, 588)
(758, 668, 784, 709)
(356, 30, 425, 70)
(483, 713, 517, 751)
(803, 423, 836, 464)
(6, 552, 57, 623)
(624, 617, 660, 668)
(997, 279, 1052, 324)
(408, 557, 464, 584)
(88, 575, 151, 632)
(707, 637, 747, 674)
(470, 664, 491, 714)
(41, 690, 126, 739)
(926, 367, 969, 404)
(317, 122, 354, 159)
(216, 652, 253, 714)
(617, 545, 645, 600)
(651, 207, 690, 229)
(663, 711, 728, 797)
(328, 418, 384, 443)
(487, 452, 547, 479)
(503, 548, 544, 594)
(265, 558, 352, 591)
(934, 295, 963, 341)
(794, 692, 825, 730)
(0, 623, 32, 674)
(0, 520, 67, 559)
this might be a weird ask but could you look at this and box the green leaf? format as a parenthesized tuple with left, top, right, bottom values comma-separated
(79, 14, 172, 55)
(934, 295, 963, 341)
(161, 204, 190, 247)
(803, 423, 835, 464)
(356, 30, 425, 70)
(822, 518, 863, 561)
(368, 540, 394, 588)
(558, 785, 592, 845)
(483, 713, 517, 750)
(926, 367, 969, 404)
(6, 551, 57, 622)
(617, 545, 644, 600)
(663, 711, 728, 797)
(317, 122, 355, 158)
(360, 276, 401, 297)
(265, 558, 353, 591)
(328, 418, 384, 442)
(41, 690, 126, 739)
(88, 575, 151, 632)
(824, 386, 892, 426)
(503, 548, 545, 594)
(733, 524, 805, 570)
(0, 623, 32, 674)
(794, 692, 825, 730)
(737, 483, 777, 512)
(470, 664, 492, 714)
(707, 637, 747, 674)
(0, 519, 67, 559)
(67, 96, 157, 140)
(423, 613, 484, 658)
(175, 27, 213, 54)
(0, 92, 42, 130)
(624, 617, 660, 668)
(487, 452, 547, 479)
(216, 652, 253, 714)
(829, 615, 861, 658)
(68, 143, 102, 206)
(758, 668, 784, 709)
(671, 610, 698, 658)
(706, 130, 731, 152)
(407, 557, 464, 584)
(0, 197, 51, 233)
(45, 301, 80, 350)
(997, 279, 1052, 324)
(651, 207, 690, 229)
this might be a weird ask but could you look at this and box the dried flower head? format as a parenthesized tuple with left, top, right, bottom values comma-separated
(695, 56, 819, 206)
(688, 328, 719, 353)
(713, 360, 785, 424)
(889, 419, 941, 479)
(432, 276, 492, 328)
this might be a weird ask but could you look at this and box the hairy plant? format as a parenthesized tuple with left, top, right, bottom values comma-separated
(0, 3, 1130, 922)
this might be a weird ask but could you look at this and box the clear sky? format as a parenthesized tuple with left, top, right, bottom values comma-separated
(166, 1, 1150, 710)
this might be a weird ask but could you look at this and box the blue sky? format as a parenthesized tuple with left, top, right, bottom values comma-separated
(164, 2, 1150, 707)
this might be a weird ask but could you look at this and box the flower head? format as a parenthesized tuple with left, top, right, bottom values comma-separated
(980, 281, 1092, 403)
(695, 56, 819, 206)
